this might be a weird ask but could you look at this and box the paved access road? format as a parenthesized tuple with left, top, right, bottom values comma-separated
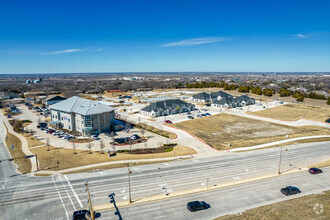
(0, 141, 329, 220)
(101, 166, 330, 220)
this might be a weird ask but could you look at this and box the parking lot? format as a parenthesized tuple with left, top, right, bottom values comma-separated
(14, 104, 169, 151)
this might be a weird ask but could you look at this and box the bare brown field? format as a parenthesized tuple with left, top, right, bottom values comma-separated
(171, 113, 330, 150)
(215, 190, 330, 220)
(4, 125, 31, 173)
(22, 133, 44, 147)
(248, 104, 330, 122)
(30, 145, 195, 171)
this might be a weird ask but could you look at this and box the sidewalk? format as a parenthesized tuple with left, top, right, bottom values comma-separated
(0, 112, 37, 172)
(230, 135, 330, 152)
(36, 154, 194, 175)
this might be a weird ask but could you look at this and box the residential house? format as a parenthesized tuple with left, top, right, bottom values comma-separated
(44, 95, 67, 106)
(140, 99, 195, 117)
(212, 94, 255, 108)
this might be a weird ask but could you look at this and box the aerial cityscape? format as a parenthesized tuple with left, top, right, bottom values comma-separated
(0, 1, 330, 220)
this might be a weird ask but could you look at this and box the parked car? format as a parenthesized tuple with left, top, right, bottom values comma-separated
(187, 201, 209, 212)
(188, 116, 194, 119)
(205, 113, 211, 116)
(129, 134, 141, 140)
(164, 120, 173, 124)
(281, 186, 301, 196)
(196, 114, 202, 118)
(309, 167, 323, 174)
(37, 122, 48, 128)
(201, 114, 206, 117)
(48, 130, 55, 134)
(40, 127, 47, 131)
(91, 135, 100, 140)
(67, 136, 74, 141)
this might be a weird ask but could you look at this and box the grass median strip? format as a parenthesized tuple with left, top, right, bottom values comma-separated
(171, 113, 330, 150)
(4, 124, 31, 173)
(62, 160, 174, 174)
(215, 190, 330, 220)
(31, 145, 196, 171)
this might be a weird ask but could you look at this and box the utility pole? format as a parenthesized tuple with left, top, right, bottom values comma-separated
(278, 147, 283, 174)
(85, 181, 95, 220)
(126, 164, 132, 203)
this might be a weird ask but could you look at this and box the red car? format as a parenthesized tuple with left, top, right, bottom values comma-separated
(309, 167, 323, 174)
(164, 120, 173, 124)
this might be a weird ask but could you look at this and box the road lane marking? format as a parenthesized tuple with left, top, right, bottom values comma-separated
(58, 175, 76, 211)
(64, 175, 83, 208)
(52, 176, 69, 220)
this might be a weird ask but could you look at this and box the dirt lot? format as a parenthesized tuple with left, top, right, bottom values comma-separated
(216, 190, 330, 220)
(248, 104, 330, 122)
(4, 125, 31, 173)
(171, 113, 330, 150)
(30, 145, 196, 171)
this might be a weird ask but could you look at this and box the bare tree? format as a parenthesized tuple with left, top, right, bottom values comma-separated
(100, 140, 105, 154)
(72, 142, 77, 154)
(87, 143, 93, 154)
(46, 138, 50, 151)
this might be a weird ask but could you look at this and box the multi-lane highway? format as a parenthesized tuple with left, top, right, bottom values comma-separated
(0, 141, 329, 220)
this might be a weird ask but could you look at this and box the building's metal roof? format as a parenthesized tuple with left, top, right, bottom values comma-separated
(141, 99, 194, 113)
(50, 96, 114, 116)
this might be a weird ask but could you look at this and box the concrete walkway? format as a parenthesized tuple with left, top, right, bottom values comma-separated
(36, 154, 194, 175)
(230, 135, 330, 152)
(227, 111, 330, 128)
(0, 111, 37, 172)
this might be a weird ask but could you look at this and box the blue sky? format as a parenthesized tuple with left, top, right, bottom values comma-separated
(0, 0, 330, 73)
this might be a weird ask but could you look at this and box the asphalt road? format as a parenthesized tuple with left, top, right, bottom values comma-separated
(101, 166, 330, 220)
(0, 141, 329, 220)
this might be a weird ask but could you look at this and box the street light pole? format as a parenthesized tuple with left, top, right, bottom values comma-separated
(278, 147, 283, 174)
(126, 164, 132, 203)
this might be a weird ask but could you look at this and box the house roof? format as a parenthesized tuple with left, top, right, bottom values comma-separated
(210, 91, 234, 99)
(213, 95, 255, 105)
(50, 96, 114, 116)
(45, 95, 67, 102)
(192, 92, 211, 100)
(141, 99, 194, 113)
(233, 95, 255, 103)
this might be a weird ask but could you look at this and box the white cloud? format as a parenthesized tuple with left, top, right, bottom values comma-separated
(43, 48, 87, 55)
(43, 47, 104, 55)
(293, 34, 308, 39)
(161, 37, 230, 47)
